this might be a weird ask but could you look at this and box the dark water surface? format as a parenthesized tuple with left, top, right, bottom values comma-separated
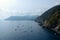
(0, 21, 60, 40)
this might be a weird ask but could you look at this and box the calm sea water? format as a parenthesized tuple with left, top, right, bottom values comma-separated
(0, 21, 60, 40)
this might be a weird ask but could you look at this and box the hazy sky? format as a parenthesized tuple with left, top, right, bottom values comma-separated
(0, 0, 60, 19)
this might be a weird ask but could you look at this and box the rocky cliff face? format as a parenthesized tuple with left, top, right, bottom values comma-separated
(43, 11, 60, 33)
(36, 5, 60, 34)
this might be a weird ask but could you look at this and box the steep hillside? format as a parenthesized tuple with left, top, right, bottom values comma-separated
(36, 5, 60, 34)
(35, 5, 60, 24)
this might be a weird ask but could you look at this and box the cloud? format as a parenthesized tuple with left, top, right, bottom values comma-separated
(0, 0, 60, 19)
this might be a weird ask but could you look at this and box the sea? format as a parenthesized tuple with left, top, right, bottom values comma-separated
(0, 21, 60, 40)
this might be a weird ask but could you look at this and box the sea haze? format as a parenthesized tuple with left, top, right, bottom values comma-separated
(5, 16, 38, 21)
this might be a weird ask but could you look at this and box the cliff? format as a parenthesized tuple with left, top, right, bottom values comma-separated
(36, 5, 60, 34)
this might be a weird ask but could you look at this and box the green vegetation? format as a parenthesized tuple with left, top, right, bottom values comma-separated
(36, 5, 60, 34)
(43, 11, 60, 33)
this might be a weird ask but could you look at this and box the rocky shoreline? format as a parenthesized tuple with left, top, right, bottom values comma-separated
(35, 5, 60, 34)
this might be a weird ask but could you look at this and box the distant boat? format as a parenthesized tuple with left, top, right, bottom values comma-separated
(17, 25, 19, 28)
(15, 29, 17, 31)
(31, 30, 33, 32)
(24, 31, 27, 32)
